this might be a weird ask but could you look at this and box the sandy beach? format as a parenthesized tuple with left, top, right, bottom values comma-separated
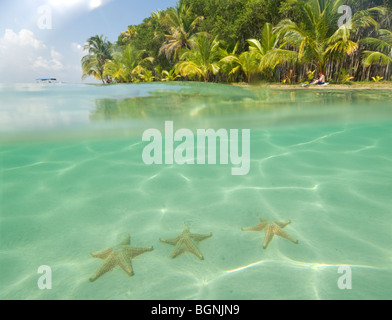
(233, 81, 392, 90)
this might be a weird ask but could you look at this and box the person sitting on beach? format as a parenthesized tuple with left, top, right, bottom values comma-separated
(311, 72, 326, 85)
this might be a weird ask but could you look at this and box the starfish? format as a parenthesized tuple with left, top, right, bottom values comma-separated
(160, 225, 212, 260)
(89, 234, 153, 282)
(242, 215, 299, 249)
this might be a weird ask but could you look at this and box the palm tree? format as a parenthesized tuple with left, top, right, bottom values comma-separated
(159, 4, 204, 61)
(247, 23, 281, 62)
(82, 35, 112, 84)
(139, 70, 156, 82)
(175, 33, 221, 82)
(103, 44, 154, 83)
(248, 22, 298, 79)
(273, 0, 382, 75)
(120, 25, 137, 44)
(219, 49, 259, 83)
(151, 9, 164, 22)
(219, 23, 295, 82)
(361, 29, 392, 67)
(161, 69, 181, 81)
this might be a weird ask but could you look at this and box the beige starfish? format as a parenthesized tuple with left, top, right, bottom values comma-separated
(160, 225, 212, 260)
(89, 234, 153, 282)
(242, 215, 299, 249)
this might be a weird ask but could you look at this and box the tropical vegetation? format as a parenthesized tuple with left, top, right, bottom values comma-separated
(81, 0, 392, 84)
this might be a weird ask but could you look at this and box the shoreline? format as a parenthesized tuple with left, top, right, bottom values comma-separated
(232, 81, 392, 90)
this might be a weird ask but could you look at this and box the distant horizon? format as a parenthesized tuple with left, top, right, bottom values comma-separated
(0, 0, 177, 83)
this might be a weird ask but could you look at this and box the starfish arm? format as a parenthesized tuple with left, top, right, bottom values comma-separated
(119, 234, 131, 246)
(89, 253, 117, 282)
(160, 236, 180, 246)
(190, 232, 212, 242)
(262, 225, 275, 249)
(275, 221, 291, 229)
(117, 251, 134, 277)
(273, 225, 299, 244)
(171, 239, 187, 259)
(126, 246, 153, 259)
(242, 222, 268, 232)
(90, 248, 113, 260)
(185, 239, 204, 260)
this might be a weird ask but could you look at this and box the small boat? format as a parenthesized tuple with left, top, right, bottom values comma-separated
(36, 78, 58, 83)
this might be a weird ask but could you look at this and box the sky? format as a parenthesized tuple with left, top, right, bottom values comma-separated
(0, 0, 178, 83)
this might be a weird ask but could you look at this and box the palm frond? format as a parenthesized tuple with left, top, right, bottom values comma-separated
(362, 50, 392, 67)
(259, 49, 298, 70)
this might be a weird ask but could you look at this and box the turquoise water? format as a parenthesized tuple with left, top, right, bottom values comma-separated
(0, 82, 391, 300)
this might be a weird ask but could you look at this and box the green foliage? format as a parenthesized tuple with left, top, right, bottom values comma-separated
(81, 0, 390, 84)
(274, 0, 381, 74)
(372, 76, 384, 82)
(161, 69, 181, 81)
(335, 68, 355, 84)
(175, 33, 222, 82)
(179, 0, 284, 50)
(220, 50, 258, 83)
(139, 70, 156, 82)
(159, 3, 204, 61)
(121, 16, 170, 71)
(103, 45, 154, 83)
(82, 35, 112, 83)
(361, 29, 392, 67)
(300, 70, 316, 84)
(282, 69, 294, 84)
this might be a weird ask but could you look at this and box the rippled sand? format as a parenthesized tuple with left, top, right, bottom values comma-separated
(0, 83, 391, 300)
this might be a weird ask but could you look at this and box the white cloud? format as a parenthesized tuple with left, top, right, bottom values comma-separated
(0, 29, 68, 82)
(32, 48, 64, 71)
(1, 29, 46, 50)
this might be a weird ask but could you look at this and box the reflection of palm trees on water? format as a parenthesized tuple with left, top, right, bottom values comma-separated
(89, 84, 392, 124)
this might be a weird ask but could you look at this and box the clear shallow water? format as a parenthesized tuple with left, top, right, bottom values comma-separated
(0, 82, 391, 300)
